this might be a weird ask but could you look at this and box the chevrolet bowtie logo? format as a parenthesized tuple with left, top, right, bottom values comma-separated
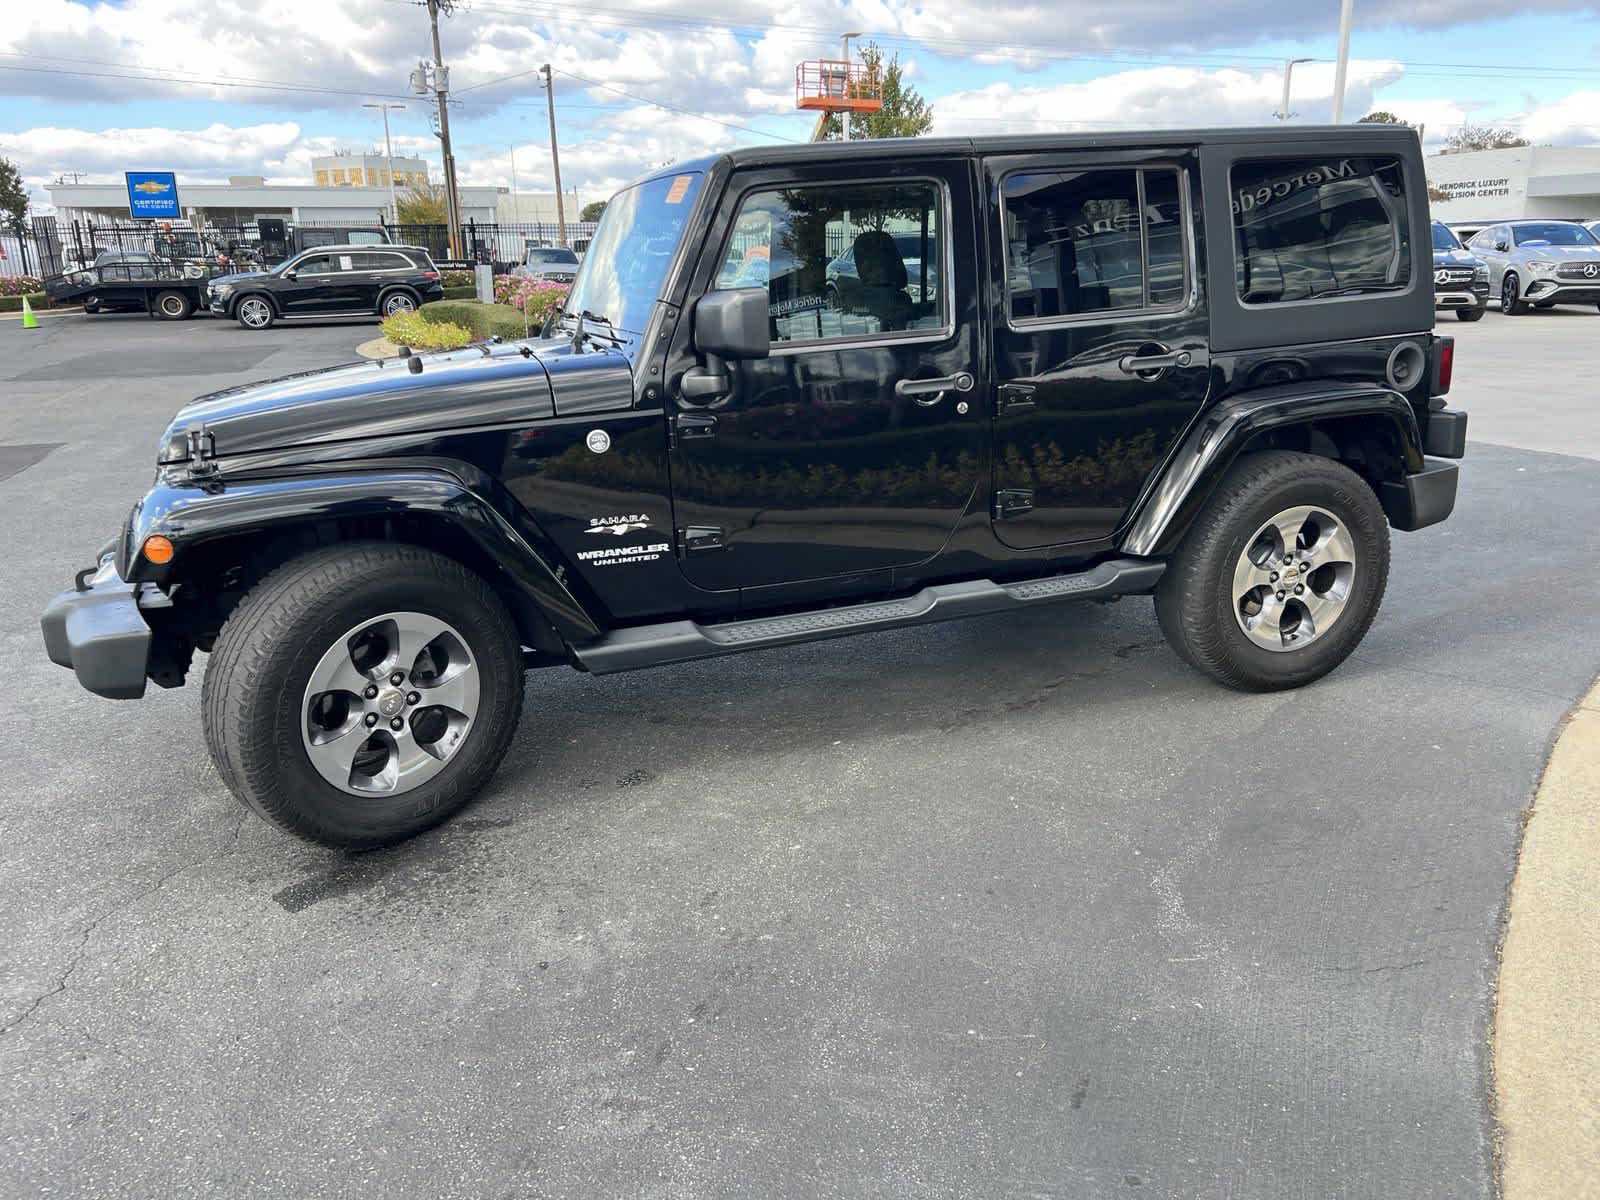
(133, 180, 171, 194)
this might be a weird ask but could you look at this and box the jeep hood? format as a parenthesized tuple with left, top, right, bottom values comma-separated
(159, 339, 633, 464)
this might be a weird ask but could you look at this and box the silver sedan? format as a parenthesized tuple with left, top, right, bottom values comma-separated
(1466, 220, 1600, 314)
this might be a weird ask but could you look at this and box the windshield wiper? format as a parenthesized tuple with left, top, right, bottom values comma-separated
(568, 308, 625, 350)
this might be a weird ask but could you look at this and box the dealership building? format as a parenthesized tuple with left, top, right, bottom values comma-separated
(1425, 145, 1600, 223)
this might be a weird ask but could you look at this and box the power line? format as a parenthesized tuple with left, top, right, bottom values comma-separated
(0, 59, 413, 101)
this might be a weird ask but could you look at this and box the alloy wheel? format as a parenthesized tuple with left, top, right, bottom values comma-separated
(384, 293, 416, 316)
(1231, 505, 1356, 652)
(302, 611, 480, 795)
(239, 297, 272, 327)
(1501, 275, 1519, 312)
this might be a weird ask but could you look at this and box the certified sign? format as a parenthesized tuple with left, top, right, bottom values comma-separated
(125, 171, 181, 220)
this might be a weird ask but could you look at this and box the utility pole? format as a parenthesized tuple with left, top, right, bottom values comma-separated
(1332, 0, 1354, 123)
(841, 31, 862, 141)
(509, 143, 519, 218)
(1276, 58, 1314, 120)
(541, 64, 567, 248)
(425, 0, 462, 251)
(363, 102, 406, 223)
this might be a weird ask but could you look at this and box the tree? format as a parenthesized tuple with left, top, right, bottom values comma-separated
(0, 157, 28, 236)
(1427, 185, 1450, 204)
(1443, 124, 1529, 153)
(580, 200, 607, 222)
(396, 179, 448, 224)
(819, 44, 933, 141)
(1358, 111, 1406, 125)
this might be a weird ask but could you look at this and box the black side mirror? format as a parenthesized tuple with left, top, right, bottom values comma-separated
(694, 287, 770, 360)
(1495, 241, 1509, 253)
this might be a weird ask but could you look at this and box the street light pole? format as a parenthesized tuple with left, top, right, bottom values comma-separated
(1276, 58, 1314, 120)
(363, 102, 406, 223)
(1332, 0, 1355, 123)
(841, 30, 862, 140)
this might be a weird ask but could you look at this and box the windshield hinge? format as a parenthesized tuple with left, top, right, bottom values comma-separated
(185, 427, 218, 478)
(993, 489, 1035, 520)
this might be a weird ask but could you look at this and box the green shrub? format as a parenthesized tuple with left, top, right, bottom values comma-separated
(0, 292, 46, 313)
(419, 300, 535, 341)
(380, 310, 473, 351)
(440, 269, 474, 289)
(441, 285, 476, 300)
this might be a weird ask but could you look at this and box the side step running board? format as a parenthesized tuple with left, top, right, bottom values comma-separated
(572, 558, 1164, 675)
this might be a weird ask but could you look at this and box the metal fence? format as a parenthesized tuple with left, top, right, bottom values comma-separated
(5, 216, 602, 279)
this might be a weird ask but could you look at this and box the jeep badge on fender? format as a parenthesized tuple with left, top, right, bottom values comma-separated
(41, 124, 1466, 849)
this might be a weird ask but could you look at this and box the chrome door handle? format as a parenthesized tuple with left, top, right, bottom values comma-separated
(895, 372, 975, 407)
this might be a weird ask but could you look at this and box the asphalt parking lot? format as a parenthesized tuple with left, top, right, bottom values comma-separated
(3, 308, 1599, 1199)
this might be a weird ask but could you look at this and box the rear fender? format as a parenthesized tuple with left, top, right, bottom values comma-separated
(1122, 382, 1425, 557)
(124, 468, 602, 645)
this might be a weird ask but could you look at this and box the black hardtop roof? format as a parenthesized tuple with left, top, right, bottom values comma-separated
(653, 124, 1418, 181)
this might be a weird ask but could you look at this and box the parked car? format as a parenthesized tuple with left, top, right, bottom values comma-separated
(512, 245, 580, 285)
(43, 124, 1466, 849)
(50, 249, 212, 319)
(1466, 219, 1600, 313)
(1431, 221, 1490, 321)
(826, 231, 941, 307)
(205, 244, 443, 329)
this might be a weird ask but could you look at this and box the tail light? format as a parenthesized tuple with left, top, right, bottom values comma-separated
(423, 270, 440, 281)
(1430, 336, 1454, 396)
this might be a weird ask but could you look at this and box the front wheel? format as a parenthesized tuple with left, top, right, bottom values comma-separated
(1155, 451, 1390, 692)
(235, 295, 275, 330)
(1456, 306, 1485, 322)
(202, 543, 526, 847)
(1501, 273, 1526, 315)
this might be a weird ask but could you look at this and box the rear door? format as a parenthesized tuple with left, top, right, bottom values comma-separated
(985, 148, 1211, 549)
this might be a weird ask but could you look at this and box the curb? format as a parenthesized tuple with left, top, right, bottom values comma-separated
(355, 337, 396, 360)
(1495, 676, 1600, 1200)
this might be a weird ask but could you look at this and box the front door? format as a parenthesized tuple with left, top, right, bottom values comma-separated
(666, 161, 984, 594)
(986, 149, 1212, 549)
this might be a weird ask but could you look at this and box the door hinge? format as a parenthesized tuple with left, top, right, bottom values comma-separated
(678, 525, 725, 553)
(993, 489, 1035, 520)
(996, 383, 1036, 414)
(670, 410, 718, 449)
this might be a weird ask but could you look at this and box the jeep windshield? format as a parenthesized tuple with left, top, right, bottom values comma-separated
(1512, 222, 1598, 247)
(562, 171, 702, 337)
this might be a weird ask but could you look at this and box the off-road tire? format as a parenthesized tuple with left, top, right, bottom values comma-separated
(202, 542, 525, 848)
(1455, 306, 1484, 322)
(1154, 451, 1390, 692)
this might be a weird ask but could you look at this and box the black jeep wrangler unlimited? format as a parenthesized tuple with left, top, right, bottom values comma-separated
(43, 125, 1466, 848)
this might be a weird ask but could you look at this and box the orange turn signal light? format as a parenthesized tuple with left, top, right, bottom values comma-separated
(142, 535, 175, 564)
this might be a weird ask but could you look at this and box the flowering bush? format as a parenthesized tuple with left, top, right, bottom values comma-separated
(380, 310, 473, 351)
(440, 269, 474, 289)
(493, 275, 570, 324)
(0, 276, 42, 297)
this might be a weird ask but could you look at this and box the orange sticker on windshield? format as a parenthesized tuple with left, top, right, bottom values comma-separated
(665, 175, 692, 204)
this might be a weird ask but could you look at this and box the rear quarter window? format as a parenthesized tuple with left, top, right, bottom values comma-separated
(1232, 156, 1411, 304)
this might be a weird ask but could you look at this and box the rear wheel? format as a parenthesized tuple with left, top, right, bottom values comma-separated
(155, 289, 193, 320)
(202, 543, 526, 848)
(236, 294, 275, 330)
(1455, 306, 1485, 322)
(380, 289, 418, 317)
(1155, 451, 1390, 692)
(1501, 273, 1527, 314)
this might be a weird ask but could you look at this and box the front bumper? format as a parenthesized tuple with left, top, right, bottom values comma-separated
(40, 561, 156, 699)
(1434, 285, 1488, 310)
(1523, 280, 1600, 304)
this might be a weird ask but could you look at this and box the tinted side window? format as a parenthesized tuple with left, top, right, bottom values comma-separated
(713, 180, 945, 345)
(1002, 168, 1186, 321)
(296, 255, 336, 276)
(1232, 156, 1410, 304)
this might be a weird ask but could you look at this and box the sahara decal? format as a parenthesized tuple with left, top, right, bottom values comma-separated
(585, 514, 654, 535)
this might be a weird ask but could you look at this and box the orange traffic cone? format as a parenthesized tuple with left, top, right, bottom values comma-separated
(21, 296, 38, 329)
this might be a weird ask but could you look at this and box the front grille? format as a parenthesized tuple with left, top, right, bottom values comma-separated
(1557, 262, 1600, 280)
(1436, 269, 1475, 285)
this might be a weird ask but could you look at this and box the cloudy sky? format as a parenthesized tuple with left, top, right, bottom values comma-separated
(4, 0, 1600, 211)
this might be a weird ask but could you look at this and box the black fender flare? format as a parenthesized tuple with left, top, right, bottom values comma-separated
(126, 467, 602, 644)
(1121, 382, 1425, 557)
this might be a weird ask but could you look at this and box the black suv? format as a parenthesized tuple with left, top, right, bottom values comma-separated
(1431, 220, 1489, 321)
(44, 125, 1467, 848)
(205, 244, 443, 329)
